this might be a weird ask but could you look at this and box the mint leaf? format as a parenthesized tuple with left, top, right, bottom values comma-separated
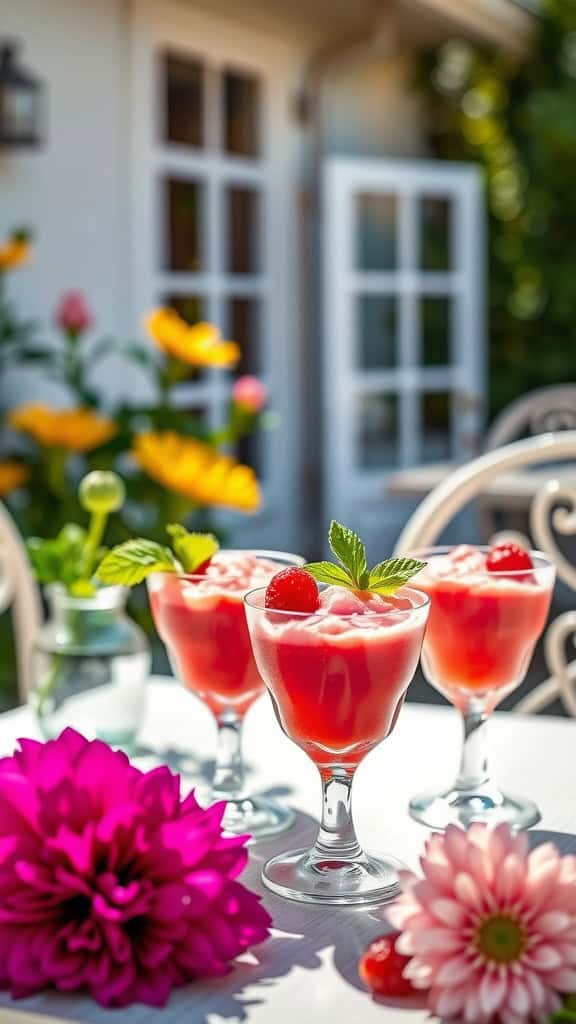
(166, 524, 219, 573)
(368, 557, 427, 595)
(97, 539, 177, 586)
(305, 562, 355, 588)
(328, 520, 368, 587)
(305, 521, 427, 597)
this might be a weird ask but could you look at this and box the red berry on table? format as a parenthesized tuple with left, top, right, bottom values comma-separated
(265, 567, 320, 612)
(359, 933, 415, 997)
(486, 542, 533, 573)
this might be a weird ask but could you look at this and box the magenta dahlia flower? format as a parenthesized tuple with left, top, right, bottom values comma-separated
(387, 823, 576, 1024)
(0, 729, 271, 1008)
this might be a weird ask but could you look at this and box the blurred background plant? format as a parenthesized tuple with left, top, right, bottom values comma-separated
(417, 0, 576, 414)
(0, 228, 268, 686)
(0, 227, 36, 390)
(0, 230, 267, 544)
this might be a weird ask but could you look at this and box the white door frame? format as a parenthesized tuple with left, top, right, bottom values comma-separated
(322, 156, 485, 544)
(128, 0, 303, 550)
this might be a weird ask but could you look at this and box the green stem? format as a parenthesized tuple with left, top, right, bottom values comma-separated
(81, 509, 108, 580)
(45, 447, 68, 498)
(36, 652, 62, 719)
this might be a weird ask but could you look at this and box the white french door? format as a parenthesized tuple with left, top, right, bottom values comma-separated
(323, 157, 485, 554)
(129, 0, 301, 550)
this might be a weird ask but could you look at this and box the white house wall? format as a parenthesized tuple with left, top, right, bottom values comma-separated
(0, 0, 142, 408)
(0, 0, 432, 414)
(321, 49, 426, 160)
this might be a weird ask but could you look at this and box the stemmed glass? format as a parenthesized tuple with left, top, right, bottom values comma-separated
(147, 550, 304, 839)
(244, 584, 429, 904)
(407, 546, 555, 830)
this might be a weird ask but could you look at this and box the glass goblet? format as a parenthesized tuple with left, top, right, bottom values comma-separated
(407, 546, 555, 830)
(244, 584, 429, 905)
(147, 550, 304, 839)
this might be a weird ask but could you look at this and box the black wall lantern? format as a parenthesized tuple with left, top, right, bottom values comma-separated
(0, 41, 44, 148)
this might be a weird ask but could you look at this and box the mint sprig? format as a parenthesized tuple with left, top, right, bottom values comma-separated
(165, 524, 219, 573)
(305, 520, 426, 597)
(96, 525, 219, 586)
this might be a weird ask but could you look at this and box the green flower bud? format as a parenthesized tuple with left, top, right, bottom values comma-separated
(79, 471, 125, 514)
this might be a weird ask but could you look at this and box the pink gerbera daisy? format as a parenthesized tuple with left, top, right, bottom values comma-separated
(387, 823, 576, 1024)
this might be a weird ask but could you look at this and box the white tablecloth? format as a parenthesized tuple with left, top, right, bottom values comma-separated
(0, 677, 575, 1024)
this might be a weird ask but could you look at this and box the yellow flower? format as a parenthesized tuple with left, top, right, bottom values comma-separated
(0, 232, 31, 272)
(9, 405, 116, 453)
(0, 461, 30, 497)
(145, 309, 240, 368)
(133, 431, 261, 513)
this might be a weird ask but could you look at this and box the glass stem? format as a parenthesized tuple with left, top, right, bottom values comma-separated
(212, 713, 244, 802)
(455, 704, 490, 790)
(313, 768, 363, 861)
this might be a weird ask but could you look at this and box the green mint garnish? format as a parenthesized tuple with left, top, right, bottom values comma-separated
(97, 539, 177, 586)
(96, 525, 219, 586)
(305, 520, 426, 597)
(165, 524, 219, 573)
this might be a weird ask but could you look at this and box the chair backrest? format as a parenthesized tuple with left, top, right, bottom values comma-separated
(0, 500, 43, 702)
(394, 431, 576, 554)
(393, 431, 576, 715)
(485, 385, 576, 450)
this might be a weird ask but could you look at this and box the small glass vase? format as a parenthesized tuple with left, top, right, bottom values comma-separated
(31, 584, 150, 752)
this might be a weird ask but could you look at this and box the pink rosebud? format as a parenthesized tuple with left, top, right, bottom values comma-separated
(232, 375, 267, 413)
(55, 290, 93, 337)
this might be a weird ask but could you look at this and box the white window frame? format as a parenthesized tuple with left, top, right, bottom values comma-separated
(322, 157, 485, 532)
(128, 0, 302, 550)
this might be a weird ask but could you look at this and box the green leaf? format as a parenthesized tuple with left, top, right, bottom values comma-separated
(305, 522, 427, 598)
(96, 539, 177, 586)
(368, 557, 427, 595)
(328, 520, 367, 586)
(166, 524, 219, 573)
(304, 562, 355, 588)
(26, 525, 89, 587)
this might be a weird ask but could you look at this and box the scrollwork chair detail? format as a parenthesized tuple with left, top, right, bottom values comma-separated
(394, 431, 576, 716)
(516, 480, 576, 715)
(485, 384, 576, 450)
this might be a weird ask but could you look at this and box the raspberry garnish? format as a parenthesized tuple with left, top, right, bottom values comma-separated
(359, 933, 415, 997)
(265, 567, 320, 612)
(193, 559, 212, 576)
(486, 543, 533, 573)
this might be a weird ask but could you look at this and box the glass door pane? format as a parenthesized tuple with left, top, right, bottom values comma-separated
(164, 178, 204, 271)
(163, 53, 204, 147)
(356, 194, 397, 270)
(223, 69, 260, 157)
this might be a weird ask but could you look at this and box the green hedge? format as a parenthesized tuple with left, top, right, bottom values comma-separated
(417, 0, 576, 413)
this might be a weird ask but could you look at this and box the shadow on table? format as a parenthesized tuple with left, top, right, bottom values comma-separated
(169, 809, 399, 1023)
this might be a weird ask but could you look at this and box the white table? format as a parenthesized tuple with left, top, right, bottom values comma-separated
(0, 677, 575, 1024)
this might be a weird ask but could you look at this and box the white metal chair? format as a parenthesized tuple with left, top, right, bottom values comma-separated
(485, 384, 576, 449)
(0, 500, 43, 702)
(394, 431, 576, 716)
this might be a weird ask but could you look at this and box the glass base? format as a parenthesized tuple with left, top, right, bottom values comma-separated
(409, 782, 541, 831)
(219, 795, 295, 841)
(262, 846, 406, 905)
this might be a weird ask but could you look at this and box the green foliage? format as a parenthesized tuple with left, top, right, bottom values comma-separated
(305, 520, 426, 595)
(97, 538, 177, 586)
(550, 993, 576, 1021)
(165, 524, 219, 573)
(26, 524, 104, 594)
(97, 524, 219, 585)
(416, 0, 576, 413)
